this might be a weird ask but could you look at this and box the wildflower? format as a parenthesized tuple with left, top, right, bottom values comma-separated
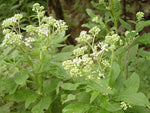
(2, 17, 17, 28)
(54, 20, 68, 32)
(32, 3, 41, 12)
(70, 67, 79, 77)
(92, 16, 99, 23)
(26, 25, 38, 35)
(62, 60, 72, 70)
(42, 16, 56, 26)
(90, 42, 108, 59)
(105, 34, 120, 44)
(89, 26, 101, 36)
(102, 60, 111, 68)
(38, 24, 49, 37)
(14, 14, 23, 21)
(3, 29, 11, 35)
(24, 37, 35, 48)
(76, 31, 92, 43)
(1, 32, 23, 47)
(73, 46, 87, 57)
(136, 11, 144, 21)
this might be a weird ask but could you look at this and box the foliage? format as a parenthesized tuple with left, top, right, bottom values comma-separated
(0, 1, 150, 113)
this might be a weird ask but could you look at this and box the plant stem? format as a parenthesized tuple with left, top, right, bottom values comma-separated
(126, 37, 131, 80)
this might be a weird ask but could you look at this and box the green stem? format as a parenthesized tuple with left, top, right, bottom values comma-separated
(110, 49, 114, 74)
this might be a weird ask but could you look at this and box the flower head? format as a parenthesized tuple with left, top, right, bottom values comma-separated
(136, 11, 144, 21)
(76, 31, 92, 43)
(89, 26, 101, 36)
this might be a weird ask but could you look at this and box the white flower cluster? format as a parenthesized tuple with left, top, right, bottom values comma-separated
(62, 54, 93, 78)
(32, 3, 45, 18)
(24, 37, 35, 48)
(120, 102, 132, 110)
(38, 24, 49, 37)
(102, 59, 111, 68)
(105, 34, 120, 50)
(89, 26, 101, 36)
(105, 34, 120, 44)
(3, 29, 11, 35)
(136, 11, 144, 21)
(92, 70, 105, 79)
(54, 20, 68, 32)
(42, 16, 56, 26)
(73, 46, 87, 57)
(26, 25, 38, 35)
(92, 16, 99, 23)
(76, 31, 92, 43)
(2, 14, 23, 28)
(1, 32, 23, 47)
(90, 42, 108, 59)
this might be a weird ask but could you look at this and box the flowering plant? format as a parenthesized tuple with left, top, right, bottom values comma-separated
(1, 1, 150, 113)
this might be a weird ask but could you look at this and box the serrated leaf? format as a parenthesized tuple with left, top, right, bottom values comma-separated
(90, 90, 99, 103)
(62, 94, 76, 104)
(31, 96, 52, 113)
(14, 70, 29, 85)
(61, 83, 80, 90)
(119, 18, 131, 31)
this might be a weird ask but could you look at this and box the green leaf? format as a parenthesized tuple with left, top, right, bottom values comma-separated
(1, 78, 18, 94)
(50, 31, 68, 44)
(124, 72, 140, 93)
(128, 106, 150, 113)
(119, 18, 131, 31)
(61, 45, 75, 52)
(121, 45, 138, 66)
(91, 1, 107, 11)
(100, 96, 122, 112)
(0, 102, 13, 113)
(130, 33, 150, 47)
(117, 92, 150, 108)
(43, 79, 60, 95)
(86, 9, 95, 18)
(4, 88, 39, 108)
(62, 94, 76, 104)
(109, 62, 120, 86)
(61, 83, 80, 90)
(52, 52, 72, 62)
(90, 90, 99, 103)
(32, 96, 52, 113)
(14, 70, 29, 85)
(136, 20, 150, 32)
(88, 79, 113, 94)
(63, 103, 89, 113)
